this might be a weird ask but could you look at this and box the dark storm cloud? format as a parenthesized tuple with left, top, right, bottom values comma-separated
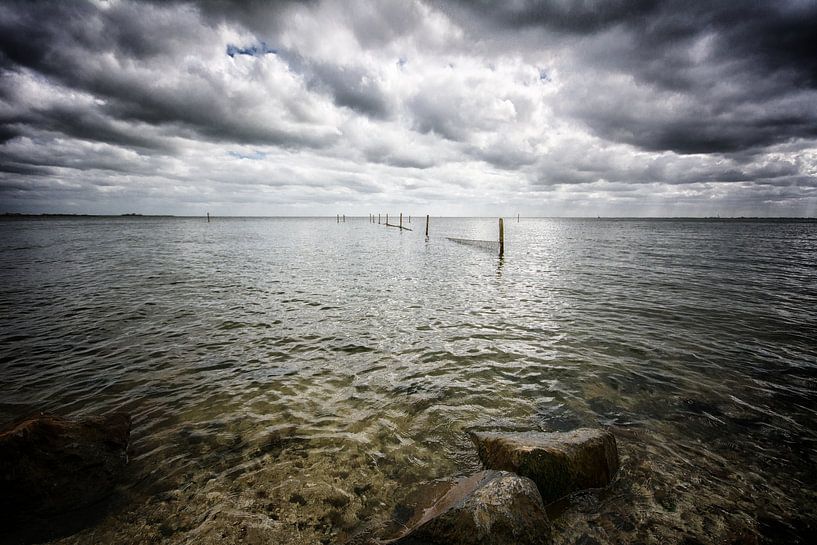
(439, 0, 817, 156)
(439, 0, 660, 34)
(0, 163, 52, 176)
(3, 104, 173, 152)
(581, 1, 817, 154)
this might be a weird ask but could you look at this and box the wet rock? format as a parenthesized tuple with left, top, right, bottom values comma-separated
(471, 428, 619, 503)
(0, 412, 131, 517)
(388, 470, 550, 545)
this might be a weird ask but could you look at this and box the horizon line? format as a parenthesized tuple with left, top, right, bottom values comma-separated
(2, 213, 816, 220)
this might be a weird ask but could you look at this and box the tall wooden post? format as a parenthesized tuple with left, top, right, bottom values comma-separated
(409, 215, 411, 223)
(400, 213, 403, 229)
(518, 213, 520, 223)
(337, 214, 339, 223)
(499, 218, 505, 257)
(425, 215, 429, 237)
(343, 214, 345, 223)
(386, 213, 389, 224)
(207, 212, 210, 223)
(378, 213, 381, 224)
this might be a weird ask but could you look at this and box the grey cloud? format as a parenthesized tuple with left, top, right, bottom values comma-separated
(283, 53, 393, 119)
(0, 163, 53, 176)
(407, 83, 514, 142)
(439, 0, 817, 157)
(0, 1, 338, 151)
(3, 105, 173, 153)
(438, 0, 660, 34)
(362, 146, 436, 169)
(169, 0, 313, 37)
(333, 0, 429, 49)
(467, 141, 538, 170)
(566, 4, 817, 155)
(530, 145, 811, 189)
(408, 92, 465, 141)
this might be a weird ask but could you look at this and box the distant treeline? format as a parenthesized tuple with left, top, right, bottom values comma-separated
(1, 213, 175, 217)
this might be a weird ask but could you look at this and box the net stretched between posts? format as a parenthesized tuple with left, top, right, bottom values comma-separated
(429, 217, 504, 254)
(445, 237, 501, 253)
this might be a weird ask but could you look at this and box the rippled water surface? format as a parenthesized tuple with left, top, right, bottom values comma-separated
(1, 217, 816, 544)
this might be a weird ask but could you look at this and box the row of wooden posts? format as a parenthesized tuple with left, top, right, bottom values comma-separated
(338, 212, 506, 257)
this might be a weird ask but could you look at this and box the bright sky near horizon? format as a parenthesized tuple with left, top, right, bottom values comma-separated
(1, 0, 816, 216)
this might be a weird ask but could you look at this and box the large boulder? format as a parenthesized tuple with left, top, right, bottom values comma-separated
(0, 412, 131, 517)
(388, 470, 551, 545)
(471, 428, 619, 504)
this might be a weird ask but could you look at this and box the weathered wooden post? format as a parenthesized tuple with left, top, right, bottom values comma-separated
(343, 214, 346, 223)
(337, 214, 339, 223)
(499, 218, 505, 257)
(378, 213, 381, 224)
(207, 212, 210, 223)
(400, 213, 403, 229)
(409, 215, 411, 223)
(425, 214, 429, 237)
(518, 213, 520, 223)
(386, 213, 389, 224)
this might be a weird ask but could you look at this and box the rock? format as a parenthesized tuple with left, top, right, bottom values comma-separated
(0, 412, 131, 517)
(388, 470, 550, 545)
(471, 428, 619, 503)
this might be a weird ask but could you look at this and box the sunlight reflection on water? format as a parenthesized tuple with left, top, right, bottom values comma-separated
(1, 217, 815, 544)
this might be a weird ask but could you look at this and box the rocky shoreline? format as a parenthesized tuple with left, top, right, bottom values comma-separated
(3, 412, 816, 544)
(1, 413, 626, 545)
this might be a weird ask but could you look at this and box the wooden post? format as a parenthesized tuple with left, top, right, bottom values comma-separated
(425, 214, 429, 237)
(409, 215, 411, 223)
(207, 212, 210, 223)
(386, 213, 389, 224)
(337, 214, 339, 223)
(343, 214, 345, 223)
(378, 213, 381, 224)
(518, 213, 520, 223)
(499, 218, 505, 257)
(400, 213, 403, 229)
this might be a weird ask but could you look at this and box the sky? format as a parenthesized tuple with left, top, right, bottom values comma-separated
(1, 0, 816, 217)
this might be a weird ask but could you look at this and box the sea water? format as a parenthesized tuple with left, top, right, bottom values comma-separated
(1, 217, 815, 544)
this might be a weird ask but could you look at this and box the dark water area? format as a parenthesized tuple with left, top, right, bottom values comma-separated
(1, 217, 816, 544)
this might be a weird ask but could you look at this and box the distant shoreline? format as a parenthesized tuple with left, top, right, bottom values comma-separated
(0, 213, 176, 218)
(1, 213, 815, 221)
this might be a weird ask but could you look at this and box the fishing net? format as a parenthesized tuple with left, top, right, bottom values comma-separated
(368, 216, 506, 254)
(445, 237, 501, 252)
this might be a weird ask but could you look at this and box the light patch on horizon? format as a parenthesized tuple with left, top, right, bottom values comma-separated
(0, 0, 815, 216)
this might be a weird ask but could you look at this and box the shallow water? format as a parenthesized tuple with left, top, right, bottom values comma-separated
(1, 217, 816, 544)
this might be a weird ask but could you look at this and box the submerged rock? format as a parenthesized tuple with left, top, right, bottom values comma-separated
(471, 428, 619, 504)
(388, 470, 551, 545)
(0, 412, 131, 518)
